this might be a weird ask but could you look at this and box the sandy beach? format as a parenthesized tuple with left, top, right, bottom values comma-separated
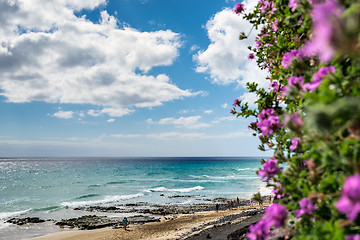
(29, 204, 267, 240)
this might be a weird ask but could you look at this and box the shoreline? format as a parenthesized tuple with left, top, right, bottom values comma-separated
(28, 204, 267, 240)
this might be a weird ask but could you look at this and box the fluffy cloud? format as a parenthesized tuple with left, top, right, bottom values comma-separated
(194, 0, 267, 88)
(0, 0, 197, 110)
(52, 110, 74, 119)
(87, 108, 134, 117)
(146, 131, 250, 140)
(149, 116, 212, 129)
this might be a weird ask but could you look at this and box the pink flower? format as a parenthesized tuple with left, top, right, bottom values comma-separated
(289, 0, 298, 12)
(346, 234, 360, 240)
(281, 50, 304, 69)
(288, 76, 305, 90)
(233, 98, 241, 107)
(302, 0, 343, 62)
(284, 113, 304, 128)
(258, 157, 283, 183)
(264, 203, 288, 227)
(233, 3, 246, 14)
(295, 198, 318, 218)
(335, 174, 360, 221)
(247, 220, 271, 240)
(272, 19, 279, 31)
(303, 66, 336, 92)
(289, 137, 301, 151)
(273, 182, 285, 199)
(248, 53, 255, 60)
(257, 109, 281, 136)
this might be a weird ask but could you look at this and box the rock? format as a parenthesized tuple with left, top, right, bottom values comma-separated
(6, 217, 45, 225)
(55, 215, 160, 230)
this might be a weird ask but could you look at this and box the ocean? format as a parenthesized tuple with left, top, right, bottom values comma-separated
(0, 157, 270, 239)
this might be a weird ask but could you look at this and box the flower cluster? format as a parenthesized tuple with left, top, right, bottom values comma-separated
(233, 3, 245, 15)
(295, 198, 318, 218)
(257, 109, 281, 136)
(335, 174, 360, 221)
(247, 203, 288, 239)
(258, 157, 283, 183)
(281, 50, 304, 69)
(302, 0, 343, 62)
(303, 66, 336, 92)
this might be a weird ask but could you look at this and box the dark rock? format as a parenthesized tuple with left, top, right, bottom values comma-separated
(6, 217, 45, 225)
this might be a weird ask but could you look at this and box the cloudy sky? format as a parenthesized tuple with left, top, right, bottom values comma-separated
(0, 0, 268, 157)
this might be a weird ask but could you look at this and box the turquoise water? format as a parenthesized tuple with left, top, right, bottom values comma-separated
(0, 157, 269, 237)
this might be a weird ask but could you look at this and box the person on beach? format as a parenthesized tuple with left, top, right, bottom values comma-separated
(123, 217, 128, 231)
(230, 200, 233, 210)
(216, 203, 219, 212)
(236, 197, 239, 206)
(250, 199, 253, 206)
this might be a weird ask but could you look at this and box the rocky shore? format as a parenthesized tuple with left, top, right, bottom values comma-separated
(4, 197, 271, 240)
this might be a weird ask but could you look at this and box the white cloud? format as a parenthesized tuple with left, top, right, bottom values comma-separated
(110, 134, 141, 138)
(146, 131, 250, 140)
(0, 0, 197, 109)
(52, 110, 74, 119)
(107, 118, 115, 123)
(240, 92, 258, 108)
(204, 110, 213, 114)
(194, 0, 267, 87)
(88, 108, 135, 118)
(221, 103, 228, 109)
(154, 116, 212, 129)
(211, 116, 235, 124)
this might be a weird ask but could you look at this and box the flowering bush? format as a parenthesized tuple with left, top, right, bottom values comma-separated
(231, 0, 360, 238)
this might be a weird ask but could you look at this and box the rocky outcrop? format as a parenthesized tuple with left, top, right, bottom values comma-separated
(6, 217, 46, 225)
(55, 215, 160, 230)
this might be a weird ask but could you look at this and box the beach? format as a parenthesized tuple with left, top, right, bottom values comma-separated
(0, 157, 271, 240)
(29, 203, 267, 240)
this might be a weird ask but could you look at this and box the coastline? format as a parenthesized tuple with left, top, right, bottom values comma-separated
(28, 204, 266, 240)
(25, 202, 268, 240)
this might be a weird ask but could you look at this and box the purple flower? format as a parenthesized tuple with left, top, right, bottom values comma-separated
(273, 182, 285, 199)
(304, 66, 336, 92)
(272, 19, 279, 31)
(295, 198, 318, 218)
(302, 0, 343, 62)
(233, 98, 241, 107)
(281, 50, 304, 69)
(233, 3, 246, 14)
(284, 113, 304, 128)
(246, 220, 271, 240)
(289, 137, 301, 151)
(289, 0, 298, 12)
(346, 234, 360, 240)
(257, 109, 281, 136)
(248, 53, 255, 60)
(288, 76, 305, 90)
(335, 174, 360, 221)
(258, 157, 283, 183)
(259, 0, 277, 14)
(264, 203, 288, 227)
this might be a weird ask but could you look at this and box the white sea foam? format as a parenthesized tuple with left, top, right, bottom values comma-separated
(236, 168, 258, 171)
(189, 175, 258, 180)
(61, 193, 144, 208)
(144, 186, 204, 193)
(0, 209, 32, 220)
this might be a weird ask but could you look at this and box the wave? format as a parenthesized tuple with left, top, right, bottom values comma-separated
(75, 194, 100, 200)
(189, 175, 258, 180)
(144, 186, 204, 193)
(236, 168, 258, 171)
(61, 193, 144, 208)
(0, 209, 32, 220)
(106, 181, 126, 185)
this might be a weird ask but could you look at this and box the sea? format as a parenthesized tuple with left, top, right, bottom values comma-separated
(0, 157, 270, 239)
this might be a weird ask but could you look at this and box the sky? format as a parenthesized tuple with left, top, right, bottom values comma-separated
(0, 0, 269, 157)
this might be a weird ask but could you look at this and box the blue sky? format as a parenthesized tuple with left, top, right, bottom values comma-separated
(0, 0, 269, 157)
